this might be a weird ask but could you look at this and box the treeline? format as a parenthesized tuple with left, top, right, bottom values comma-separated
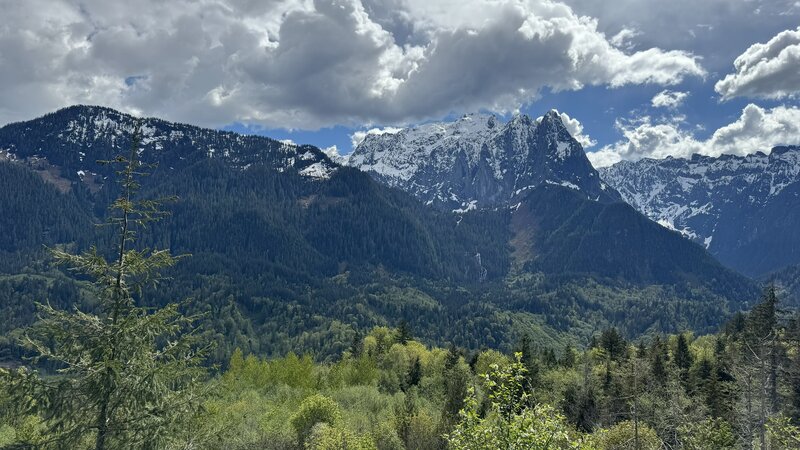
(0, 163, 93, 254)
(3, 287, 800, 448)
(0, 263, 754, 368)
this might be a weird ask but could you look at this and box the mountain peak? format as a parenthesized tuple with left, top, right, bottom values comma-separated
(0, 104, 339, 183)
(543, 108, 561, 119)
(771, 145, 800, 156)
(509, 113, 534, 126)
(346, 110, 620, 210)
(537, 109, 567, 132)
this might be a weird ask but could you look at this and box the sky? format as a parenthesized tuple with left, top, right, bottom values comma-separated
(1, 0, 800, 167)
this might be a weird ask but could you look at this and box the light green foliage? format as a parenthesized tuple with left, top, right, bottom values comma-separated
(473, 349, 510, 377)
(0, 423, 13, 447)
(448, 355, 591, 449)
(193, 385, 299, 448)
(449, 389, 592, 450)
(292, 394, 342, 445)
(370, 421, 404, 450)
(330, 386, 397, 435)
(678, 418, 736, 449)
(225, 348, 316, 390)
(380, 344, 412, 392)
(592, 421, 662, 450)
(329, 354, 380, 387)
(401, 408, 439, 450)
(306, 423, 377, 450)
(766, 414, 800, 449)
(484, 353, 532, 418)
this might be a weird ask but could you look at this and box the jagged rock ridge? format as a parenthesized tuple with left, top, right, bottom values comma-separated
(345, 111, 619, 211)
(0, 105, 338, 192)
(599, 147, 800, 276)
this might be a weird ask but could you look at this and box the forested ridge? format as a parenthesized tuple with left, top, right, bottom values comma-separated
(0, 106, 766, 368)
(0, 107, 794, 449)
(3, 289, 800, 448)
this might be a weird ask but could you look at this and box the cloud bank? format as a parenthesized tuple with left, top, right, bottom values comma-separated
(588, 103, 800, 167)
(0, 0, 705, 129)
(715, 26, 800, 100)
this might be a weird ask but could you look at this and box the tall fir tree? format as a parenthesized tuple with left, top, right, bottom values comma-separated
(5, 122, 207, 449)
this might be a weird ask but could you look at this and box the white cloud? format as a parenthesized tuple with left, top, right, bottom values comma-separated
(322, 145, 345, 163)
(609, 28, 641, 51)
(350, 126, 404, 148)
(563, 0, 800, 71)
(588, 103, 800, 167)
(586, 148, 626, 168)
(715, 26, 800, 100)
(651, 90, 688, 108)
(0, 0, 704, 129)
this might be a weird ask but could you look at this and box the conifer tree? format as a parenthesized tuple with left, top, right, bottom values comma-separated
(675, 333, 694, 388)
(5, 123, 206, 449)
(734, 285, 782, 448)
(441, 343, 469, 429)
(406, 356, 422, 389)
(395, 320, 412, 345)
(515, 333, 540, 388)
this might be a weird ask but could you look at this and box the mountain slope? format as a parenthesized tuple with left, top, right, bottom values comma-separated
(0, 106, 760, 364)
(599, 147, 800, 276)
(0, 105, 338, 188)
(511, 185, 755, 297)
(346, 111, 619, 211)
(0, 162, 93, 254)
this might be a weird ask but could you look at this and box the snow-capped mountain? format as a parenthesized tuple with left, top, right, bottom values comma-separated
(345, 110, 619, 211)
(0, 105, 337, 189)
(599, 147, 800, 276)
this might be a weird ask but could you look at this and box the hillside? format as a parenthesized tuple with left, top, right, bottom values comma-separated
(600, 148, 800, 277)
(0, 106, 759, 365)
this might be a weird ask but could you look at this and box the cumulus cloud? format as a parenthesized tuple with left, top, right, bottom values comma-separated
(651, 90, 688, 108)
(715, 26, 800, 100)
(563, 0, 800, 71)
(322, 145, 345, 163)
(588, 103, 800, 167)
(609, 28, 642, 51)
(0, 0, 704, 129)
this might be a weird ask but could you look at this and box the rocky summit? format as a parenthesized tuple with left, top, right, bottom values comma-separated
(345, 110, 619, 211)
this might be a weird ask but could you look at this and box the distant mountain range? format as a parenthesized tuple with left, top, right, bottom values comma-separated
(345, 111, 619, 211)
(344, 110, 800, 279)
(600, 148, 800, 277)
(0, 105, 767, 363)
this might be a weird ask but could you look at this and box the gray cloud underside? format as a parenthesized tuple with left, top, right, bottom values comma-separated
(563, 0, 800, 71)
(588, 103, 800, 168)
(715, 26, 800, 100)
(0, 0, 705, 128)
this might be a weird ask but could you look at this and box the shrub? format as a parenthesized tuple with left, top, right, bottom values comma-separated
(291, 394, 341, 445)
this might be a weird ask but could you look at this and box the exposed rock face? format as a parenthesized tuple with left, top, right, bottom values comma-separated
(600, 146, 800, 276)
(346, 110, 619, 211)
